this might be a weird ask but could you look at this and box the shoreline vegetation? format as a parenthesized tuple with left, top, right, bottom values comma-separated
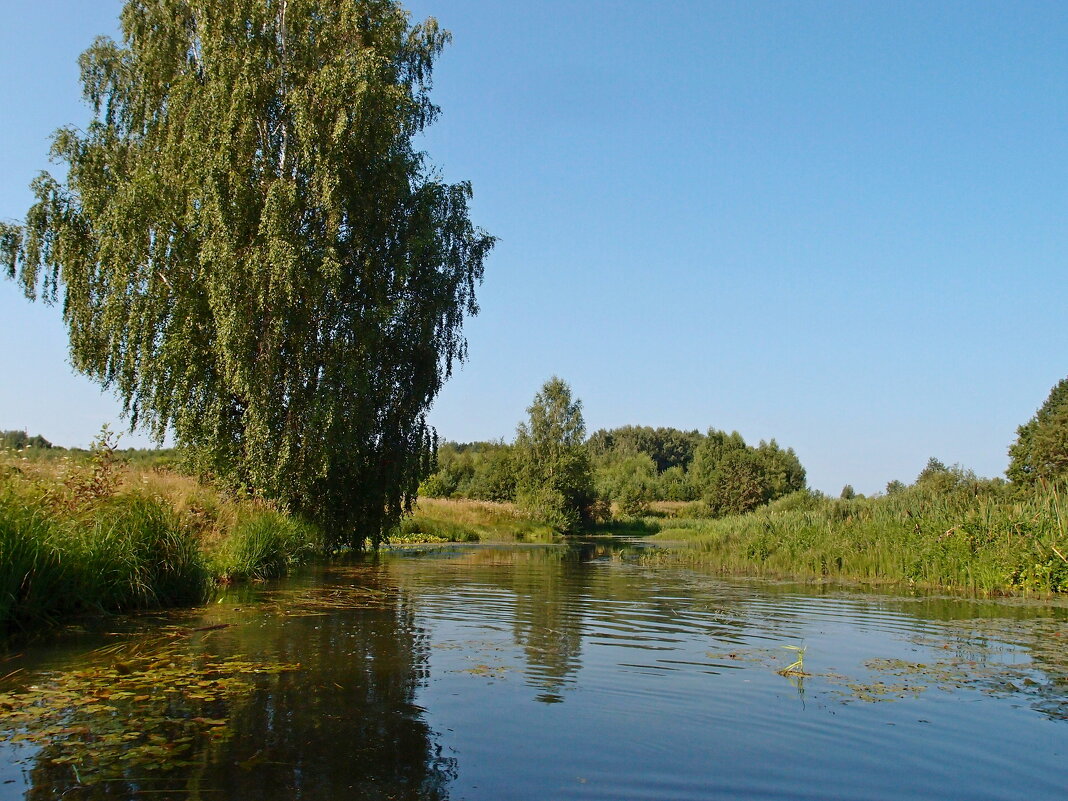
(0, 434, 545, 636)
(6, 364, 1068, 638)
(0, 434, 321, 635)
(3, 460, 1066, 638)
(640, 484, 1068, 595)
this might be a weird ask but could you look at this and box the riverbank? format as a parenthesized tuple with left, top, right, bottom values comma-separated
(1, 444, 320, 634)
(9, 454, 1064, 637)
(397, 491, 1068, 595)
(636, 485, 1068, 595)
(396, 497, 556, 543)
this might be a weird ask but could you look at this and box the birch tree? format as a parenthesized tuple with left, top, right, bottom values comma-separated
(1, 0, 493, 548)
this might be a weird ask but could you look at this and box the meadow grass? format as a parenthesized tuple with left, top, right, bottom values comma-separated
(641, 484, 1068, 594)
(396, 497, 557, 544)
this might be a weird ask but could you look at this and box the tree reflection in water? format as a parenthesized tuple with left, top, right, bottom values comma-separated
(19, 563, 456, 800)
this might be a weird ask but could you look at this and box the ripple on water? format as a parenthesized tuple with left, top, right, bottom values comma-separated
(2, 544, 1066, 801)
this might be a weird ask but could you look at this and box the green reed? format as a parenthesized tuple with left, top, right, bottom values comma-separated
(647, 484, 1068, 594)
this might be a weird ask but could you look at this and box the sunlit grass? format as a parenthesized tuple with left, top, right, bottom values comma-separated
(398, 497, 557, 543)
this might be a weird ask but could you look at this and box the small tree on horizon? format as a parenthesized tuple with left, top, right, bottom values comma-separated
(513, 377, 594, 532)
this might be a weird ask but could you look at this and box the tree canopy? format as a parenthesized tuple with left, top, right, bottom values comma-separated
(1, 1, 493, 549)
(0, 431, 53, 451)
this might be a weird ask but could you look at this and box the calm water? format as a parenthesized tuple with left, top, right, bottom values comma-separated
(2, 541, 1067, 800)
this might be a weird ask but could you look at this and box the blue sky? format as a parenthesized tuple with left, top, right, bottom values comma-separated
(2, 1, 1066, 495)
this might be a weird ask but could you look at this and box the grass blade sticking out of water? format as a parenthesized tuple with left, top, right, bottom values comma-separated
(777, 645, 808, 677)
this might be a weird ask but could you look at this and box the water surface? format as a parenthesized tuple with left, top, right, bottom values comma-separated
(2, 541, 1066, 800)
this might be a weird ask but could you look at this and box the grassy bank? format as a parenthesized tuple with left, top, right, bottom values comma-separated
(393, 497, 557, 544)
(638, 484, 1068, 594)
(1, 444, 320, 635)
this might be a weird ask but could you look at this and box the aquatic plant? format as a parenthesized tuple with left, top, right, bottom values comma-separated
(778, 645, 807, 677)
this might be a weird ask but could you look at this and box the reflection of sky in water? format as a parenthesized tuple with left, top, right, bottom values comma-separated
(1, 740, 37, 797)
(1, 545, 1066, 801)
(401, 551, 1066, 801)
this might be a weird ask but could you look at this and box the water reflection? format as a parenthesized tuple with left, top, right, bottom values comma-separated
(8, 563, 457, 800)
(199, 565, 456, 800)
(3, 542, 1067, 801)
(386, 543, 766, 702)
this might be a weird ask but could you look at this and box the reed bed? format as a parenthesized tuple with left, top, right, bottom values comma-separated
(645, 485, 1068, 594)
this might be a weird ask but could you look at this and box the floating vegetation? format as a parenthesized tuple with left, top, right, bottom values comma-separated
(460, 663, 510, 679)
(0, 637, 300, 787)
(705, 647, 783, 666)
(840, 680, 927, 703)
(254, 580, 397, 618)
(703, 617, 1068, 718)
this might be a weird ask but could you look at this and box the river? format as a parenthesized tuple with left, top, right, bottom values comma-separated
(2, 541, 1066, 800)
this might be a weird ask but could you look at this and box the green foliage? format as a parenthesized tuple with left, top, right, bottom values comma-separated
(513, 378, 595, 532)
(753, 439, 807, 500)
(688, 430, 806, 516)
(1, 1, 493, 550)
(588, 426, 703, 506)
(706, 449, 770, 515)
(595, 453, 657, 517)
(1009, 376, 1068, 487)
(420, 440, 516, 502)
(657, 465, 697, 501)
(467, 444, 517, 502)
(587, 426, 702, 473)
(421, 411, 805, 524)
(840, 484, 856, 500)
(765, 489, 824, 514)
(688, 429, 748, 490)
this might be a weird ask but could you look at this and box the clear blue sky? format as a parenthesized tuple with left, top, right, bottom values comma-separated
(2, 0, 1066, 495)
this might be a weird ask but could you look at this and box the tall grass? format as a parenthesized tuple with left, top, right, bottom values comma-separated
(209, 511, 320, 581)
(646, 484, 1068, 594)
(0, 485, 207, 632)
(0, 443, 321, 634)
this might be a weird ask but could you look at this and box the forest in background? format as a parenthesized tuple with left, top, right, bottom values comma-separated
(421, 425, 806, 519)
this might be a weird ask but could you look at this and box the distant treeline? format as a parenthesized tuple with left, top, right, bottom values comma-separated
(1, 430, 54, 450)
(421, 424, 806, 518)
(1, 429, 177, 469)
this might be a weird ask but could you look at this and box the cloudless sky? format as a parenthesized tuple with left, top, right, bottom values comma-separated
(2, 0, 1066, 495)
